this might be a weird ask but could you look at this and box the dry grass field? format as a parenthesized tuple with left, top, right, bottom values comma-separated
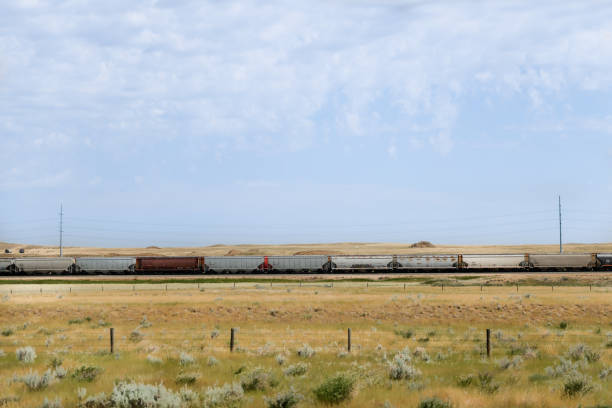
(2, 241, 612, 258)
(0, 278, 611, 407)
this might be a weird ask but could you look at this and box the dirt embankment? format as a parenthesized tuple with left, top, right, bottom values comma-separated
(2, 241, 612, 258)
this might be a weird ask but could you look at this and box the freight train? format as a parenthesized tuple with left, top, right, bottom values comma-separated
(0, 253, 611, 275)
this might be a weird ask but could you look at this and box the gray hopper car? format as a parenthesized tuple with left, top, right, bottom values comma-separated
(74, 257, 136, 274)
(463, 254, 525, 269)
(12, 257, 74, 274)
(205, 256, 264, 273)
(331, 255, 394, 270)
(396, 255, 458, 269)
(0, 258, 13, 272)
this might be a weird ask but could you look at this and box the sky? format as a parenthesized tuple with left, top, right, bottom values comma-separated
(1, 0, 612, 247)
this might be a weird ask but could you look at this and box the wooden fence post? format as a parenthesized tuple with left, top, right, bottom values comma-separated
(486, 329, 491, 358)
(347, 328, 351, 352)
(230, 328, 235, 352)
(110, 328, 114, 354)
(516, 284, 518, 292)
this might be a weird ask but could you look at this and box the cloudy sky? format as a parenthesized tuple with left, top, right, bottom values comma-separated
(1, 0, 611, 247)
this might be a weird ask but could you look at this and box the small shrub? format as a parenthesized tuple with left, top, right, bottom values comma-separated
(0, 397, 19, 405)
(53, 367, 67, 379)
(605, 340, 612, 348)
(388, 355, 421, 380)
(240, 367, 273, 391)
(563, 372, 593, 397)
(546, 357, 581, 378)
(2, 327, 14, 336)
(284, 363, 308, 377)
(559, 321, 568, 330)
(497, 356, 523, 370)
(109, 381, 182, 407)
(264, 387, 303, 408)
(478, 372, 500, 394)
(176, 373, 199, 385)
(204, 382, 244, 408)
(585, 349, 601, 363)
(418, 397, 452, 408)
(413, 347, 430, 362)
(210, 329, 220, 339)
(21, 370, 54, 391)
(16, 347, 37, 363)
(71, 366, 102, 382)
(208, 356, 219, 367)
(179, 387, 199, 404)
(48, 356, 63, 369)
(68, 318, 84, 324)
(129, 329, 144, 343)
(599, 367, 612, 379)
(140, 315, 152, 328)
(313, 374, 355, 405)
(394, 328, 414, 339)
(297, 344, 315, 358)
(275, 354, 286, 366)
(39, 397, 62, 408)
(179, 352, 195, 366)
(147, 355, 162, 364)
(456, 374, 474, 387)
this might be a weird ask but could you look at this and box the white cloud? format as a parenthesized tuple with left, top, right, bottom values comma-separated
(387, 141, 397, 159)
(429, 132, 453, 156)
(0, 169, 70, 190)
(1, 0, 612, 159)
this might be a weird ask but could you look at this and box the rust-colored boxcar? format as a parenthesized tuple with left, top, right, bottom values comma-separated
(135, 257, 205, 272)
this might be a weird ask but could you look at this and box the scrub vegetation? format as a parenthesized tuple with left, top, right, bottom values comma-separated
(0, 279, 611, 407)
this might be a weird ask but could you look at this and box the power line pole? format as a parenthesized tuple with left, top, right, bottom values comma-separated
(558, 196, 562, 254)
(59, 203, 63, 257)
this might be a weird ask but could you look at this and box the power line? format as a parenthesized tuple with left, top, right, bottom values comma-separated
(59, 204, 64, 257)
(559, 196, 562, 254)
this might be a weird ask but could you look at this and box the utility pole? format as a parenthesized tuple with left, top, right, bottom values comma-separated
(59, 204, 63, 257)
(558, 196, 562, 254)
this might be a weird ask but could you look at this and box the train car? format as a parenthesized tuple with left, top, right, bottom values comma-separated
(205, 256, 264, 273)
(0, 258, 13, 273)
(13, 257, 74, 274)
(135, 257, 204, 273)
(267, 255, 327, 272)
(597, 253, 612, 269)
(396, 254, 457, 270)
(463, 254, 524, 270)
(529, 254, 593, 270)
(331, 255, 394, 271)
(75, 257, 136, 274)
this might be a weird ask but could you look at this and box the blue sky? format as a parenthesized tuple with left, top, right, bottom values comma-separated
(1, 0, 612, 247)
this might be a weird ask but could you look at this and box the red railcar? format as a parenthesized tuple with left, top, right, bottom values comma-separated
(135, 257, 205, 273)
